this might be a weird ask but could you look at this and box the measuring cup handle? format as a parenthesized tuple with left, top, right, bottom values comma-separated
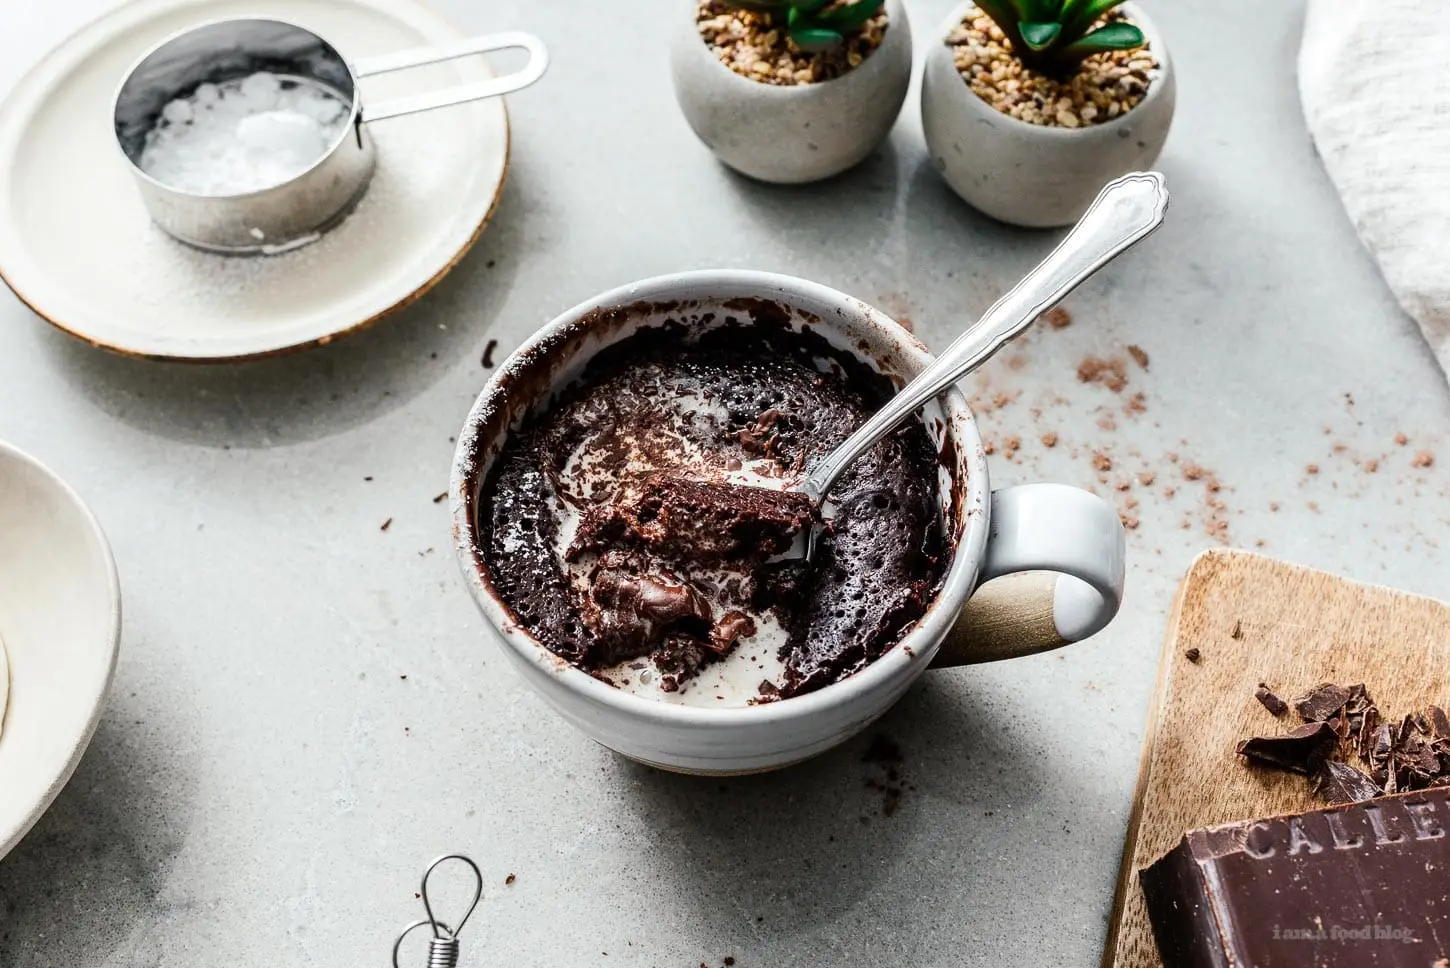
(353, 32, 549, 123)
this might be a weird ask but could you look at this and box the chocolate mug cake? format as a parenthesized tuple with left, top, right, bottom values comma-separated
(474, 317, 946, 704)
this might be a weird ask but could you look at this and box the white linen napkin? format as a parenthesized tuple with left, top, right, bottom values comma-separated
(1299, 1, 1450, 371)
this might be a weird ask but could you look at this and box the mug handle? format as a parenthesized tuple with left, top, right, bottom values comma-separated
(354, 32, 550, 123)
(931, 483, 1126, 667)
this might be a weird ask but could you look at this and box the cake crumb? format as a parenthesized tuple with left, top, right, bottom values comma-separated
(1126, 344, 1150, 370)
(1182, 463, 1206, 481)
(1363, 459, 1378, 473)
(1040, 431, 1058, 448)
(506, 873, 516, 885)
(380, 518, 393, 532)
(1306, 463, 1319, 475)
(1042, 307, 1072, 329)
(1395, 432, 1409, 446)
(1092, 452, 1112, 472)
(1002, 435, 1021, 460)
(1077, 356, 1128, 393)
(1269, 501, 1280, 511)
(1138, 472, 1155, 486)
(1412, 450, 1435, 468)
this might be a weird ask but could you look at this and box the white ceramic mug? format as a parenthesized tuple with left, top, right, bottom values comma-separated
(450, 271, 1125, 774)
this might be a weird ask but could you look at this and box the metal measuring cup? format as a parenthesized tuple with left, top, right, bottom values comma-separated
(112, 18, 547, 254)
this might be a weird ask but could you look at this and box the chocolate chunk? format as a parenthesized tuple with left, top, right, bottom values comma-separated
(1236, 722, 1338, 775)
(1428, 705, 1450, 742)
(1314, 760, 1383, 804)
(1183, 648, 1201, 663)
(1292, 682, 1354, 722)
(581, 562, 714, 664)
(1141, 790, 1450, 968)
(708, 611, 756, 655)
(1254, 683, 1288, 716)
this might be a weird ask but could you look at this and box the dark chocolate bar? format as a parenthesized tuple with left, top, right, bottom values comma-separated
(1140, 789, 1450, 967)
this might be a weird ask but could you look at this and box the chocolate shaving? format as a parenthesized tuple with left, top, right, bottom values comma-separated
(1429, 705, 1450, 742)
(1314, 760, 1383, 805)
(1240, 681, 1450, 805)
(1254, 683, 1288, 716)
(1293, 683, 1354, 723)
(1237, 722, 1338, 776)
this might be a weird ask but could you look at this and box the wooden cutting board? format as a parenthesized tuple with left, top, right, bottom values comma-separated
(1102, 548, 1450, 968)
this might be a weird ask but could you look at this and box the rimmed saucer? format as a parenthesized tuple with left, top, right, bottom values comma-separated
(0, 440, 121, 861)
(0, 0, 510, 361)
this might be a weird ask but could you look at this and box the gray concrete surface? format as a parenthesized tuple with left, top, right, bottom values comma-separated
(3, 1, 1448, 966)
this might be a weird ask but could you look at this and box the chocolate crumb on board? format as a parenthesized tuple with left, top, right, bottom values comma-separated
(380, 518, 393, 532)
(1254, 683, 1288, 716)
(481, 339, 499, 369)
(1230, 620, 1242, 639)
(432, 491, 447, 504)
(1126, 344, 1149, 370)
(505, 873, 516, 885)
(1183, 648, 1201, 663)
(1042, 306, 1072, 328)
(725, 958, 736, 966)
(1236, 722, 1338, 775)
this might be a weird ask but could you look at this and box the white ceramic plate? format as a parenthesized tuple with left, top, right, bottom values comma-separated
(0, 441, 121, 861)
(0, 0, 509, 361)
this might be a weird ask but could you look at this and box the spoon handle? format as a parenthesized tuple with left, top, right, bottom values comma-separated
(804, 170, 1169, 501)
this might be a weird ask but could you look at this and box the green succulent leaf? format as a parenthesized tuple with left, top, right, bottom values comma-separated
(1062, 20, 1144, 54)
(789, 24, 846, 50)
(1059, 0, 1130, 43)
(1018, 20, 1061, 50)
(816, 0, 885, 32)
(1006, 0, 1058, 22)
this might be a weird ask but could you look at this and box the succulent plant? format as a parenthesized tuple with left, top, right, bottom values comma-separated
(972, 0, 1145, 75)
(723, 0, 888, 53)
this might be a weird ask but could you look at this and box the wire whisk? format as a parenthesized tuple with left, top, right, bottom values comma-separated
(392, 854, 483, 968)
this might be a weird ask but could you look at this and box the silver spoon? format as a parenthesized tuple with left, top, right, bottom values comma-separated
(799, 170, 1169, 559)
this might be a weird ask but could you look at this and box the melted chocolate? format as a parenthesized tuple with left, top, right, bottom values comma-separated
(475, 323, 944, 698)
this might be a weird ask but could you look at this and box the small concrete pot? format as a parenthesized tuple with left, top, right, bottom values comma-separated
(921, 2, 1175, 228)
(671, 0, 912, 184)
